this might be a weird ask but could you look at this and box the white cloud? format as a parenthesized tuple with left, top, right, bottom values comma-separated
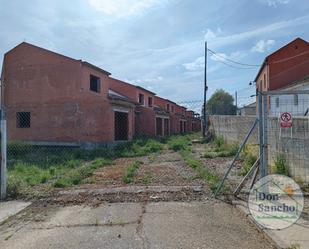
(135, 76, 163, 83)
(251, 39, 276, 53)
(204, 28, 222, 41)
(183, 57, 204, 71)
(260, 0, 290, 7)
(88, 0, 169, 18)
(183, 51, 246, 72)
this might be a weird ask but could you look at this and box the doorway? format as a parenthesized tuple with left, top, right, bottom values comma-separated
(114, 112, 128, 141)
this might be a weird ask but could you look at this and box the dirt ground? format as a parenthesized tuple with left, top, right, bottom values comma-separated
(51, 150, 208, 205)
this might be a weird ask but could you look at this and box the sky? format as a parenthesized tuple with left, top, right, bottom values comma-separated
(0, 0, 308, 106)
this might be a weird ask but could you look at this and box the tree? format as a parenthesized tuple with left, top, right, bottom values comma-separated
(206, 89, 236, 115)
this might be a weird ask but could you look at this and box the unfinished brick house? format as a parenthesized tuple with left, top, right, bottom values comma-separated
(1, 42, 201, 146)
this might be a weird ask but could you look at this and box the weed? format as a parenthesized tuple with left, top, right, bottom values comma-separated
(214, 135, 225, 149)
(274, 154, 288, 176)
(141, 172, 152, 185)
(239, 144, 259, 176)
(123, 161, 144, 184)
(167, 136, 191, 151)
(180, 149, 220, 191)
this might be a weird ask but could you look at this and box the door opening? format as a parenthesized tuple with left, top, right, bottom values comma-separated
(114, 112, 128, 141)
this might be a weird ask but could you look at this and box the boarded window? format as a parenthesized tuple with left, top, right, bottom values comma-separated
(90, 75, 100, 93)
(148, 97, 153, 107)
(17, 112, 31, 128)
(294, 94, 298, 106)
(139, 94, 145, 105)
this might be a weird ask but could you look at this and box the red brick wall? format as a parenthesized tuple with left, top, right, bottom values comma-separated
(2, 43, 135, 144)
(268, 39, 309, 90)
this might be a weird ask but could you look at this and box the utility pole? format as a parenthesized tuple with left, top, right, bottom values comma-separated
(0, 77, 6, 200)
(235, 91, 238, 115)
(203, 41, 208, 137)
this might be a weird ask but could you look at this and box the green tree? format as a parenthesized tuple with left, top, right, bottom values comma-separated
(206, 89, 236, 115)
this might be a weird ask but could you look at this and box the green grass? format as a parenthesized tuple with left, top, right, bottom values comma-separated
(8, 158, 112, 197)
(167, 135, 191, 151)
(273, 154, 288, 176)
(123, 161, 144, 184)
(204, 139, 239, 159)
(179, 149, 220, 191)
(239, 145, 259, 176)
(6, 134, 197, 198)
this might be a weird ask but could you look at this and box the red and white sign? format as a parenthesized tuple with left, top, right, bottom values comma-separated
(280, 112, 292, 128)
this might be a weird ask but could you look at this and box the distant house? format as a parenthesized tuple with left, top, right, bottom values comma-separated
(269, 77, 309, 117)
(1, 42, 201, 146)
(239, 102, 256, 116)
(255, 38, 309, 92)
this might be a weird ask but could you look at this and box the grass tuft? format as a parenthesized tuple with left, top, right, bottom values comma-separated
(123, 161, 144, 184)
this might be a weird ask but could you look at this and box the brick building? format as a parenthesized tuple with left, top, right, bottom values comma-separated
(1, 42, 201, 146)
(255, 38, 309, 91)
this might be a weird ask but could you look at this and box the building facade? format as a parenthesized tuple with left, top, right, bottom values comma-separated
(1, 42, 201, 146)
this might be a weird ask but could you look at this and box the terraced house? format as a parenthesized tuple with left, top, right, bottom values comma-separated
(1, 42, 201, 147)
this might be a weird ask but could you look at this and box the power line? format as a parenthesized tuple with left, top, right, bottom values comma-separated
(208, 52, 258, 69)
(207, 48, 261, 67)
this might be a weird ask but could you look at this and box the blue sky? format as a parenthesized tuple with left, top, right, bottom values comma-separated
(0, 0, 308, 106)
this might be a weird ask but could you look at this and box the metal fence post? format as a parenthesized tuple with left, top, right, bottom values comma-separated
(258, 92, 266, 177)
(262, 93, 268, 176)
(0, 120, 7, 200)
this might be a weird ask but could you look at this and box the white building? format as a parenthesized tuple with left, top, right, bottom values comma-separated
(269, 78, 309, 117)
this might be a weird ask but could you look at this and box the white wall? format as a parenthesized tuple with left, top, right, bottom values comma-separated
(269, 84, 309, 117)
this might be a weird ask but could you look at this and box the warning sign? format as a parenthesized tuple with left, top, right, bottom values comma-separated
(280, 112, 292, 128)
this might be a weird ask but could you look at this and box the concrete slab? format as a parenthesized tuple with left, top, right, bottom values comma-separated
(0, 201, 31, 224)
(0, 201, 275, 249)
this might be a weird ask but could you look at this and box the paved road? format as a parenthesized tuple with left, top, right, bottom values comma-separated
(0, 200, 274, 249)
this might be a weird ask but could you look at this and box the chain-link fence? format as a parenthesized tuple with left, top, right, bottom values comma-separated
(261, 89, 309, 184)
(4, 100, 203, 189)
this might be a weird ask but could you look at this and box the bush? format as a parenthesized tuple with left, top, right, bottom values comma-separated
(168, 136, 191, 151)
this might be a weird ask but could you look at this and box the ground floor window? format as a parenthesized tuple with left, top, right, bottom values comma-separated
(114, 111, 128, 141)
(16, 112, 31, 128)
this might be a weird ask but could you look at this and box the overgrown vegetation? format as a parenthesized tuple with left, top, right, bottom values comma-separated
(179, 149, 220, 192)
(273, 154, 288, 176)
(123, 161, 144, 184)
(203, 135, 239, 158)
(7, 138, 164, 198)
(167, 135, 192, 151)
(239, 145, 259, 176)
(8, 158, 112, 197)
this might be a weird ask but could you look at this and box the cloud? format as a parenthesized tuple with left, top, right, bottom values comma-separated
(251, 39, 276, 53)
(259, 0, 290, 7)
(134, 76, 164, 83)
(204, 28, 222, 41)
(88, 0, 169, 18)
(183, 51, 246, 72)
(183, 57, 204, 71)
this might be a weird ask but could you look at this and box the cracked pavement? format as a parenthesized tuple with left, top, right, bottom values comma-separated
(0, 200, 275, 249)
